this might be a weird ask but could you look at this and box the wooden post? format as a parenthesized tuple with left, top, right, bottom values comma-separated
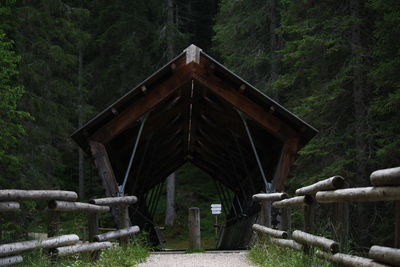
(260, 201, 271, 227)
(304, 203, 315, 234)
(47, 210, 60, 238)
(395, 201, 400, 248)
(188, 207, 201, 249)
(88, 213, 99, 242)
(334, 202, 349, 245)
(119, 205, 130, 246)
(279, 208, 291, 232)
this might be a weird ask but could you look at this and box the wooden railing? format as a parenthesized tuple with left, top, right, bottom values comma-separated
(253, 166, 400, 267)
(0, 190, 139, 266)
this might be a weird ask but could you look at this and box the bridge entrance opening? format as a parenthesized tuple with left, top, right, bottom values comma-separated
(72, 45, 317, 249)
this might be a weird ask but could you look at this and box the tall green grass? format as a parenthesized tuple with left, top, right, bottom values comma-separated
(18, 236, 149, 267)
(248, 240, 334, 267)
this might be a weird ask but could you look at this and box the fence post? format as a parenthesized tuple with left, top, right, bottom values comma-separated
(47, 210, 60, 238)
(279, 208, 291, 232)
(119, 205, 130, 246)
(395, 201, 400, 248)
(260, 201, 272, 227)
(334, 202, 349, 245)
(304, 202, 315, 233)
(88, 212, 99, 242)
(188, 207, 201, 249)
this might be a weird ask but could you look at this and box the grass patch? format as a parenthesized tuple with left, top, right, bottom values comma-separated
(18, 236, 149, 267)
(248, 240, 334, 267)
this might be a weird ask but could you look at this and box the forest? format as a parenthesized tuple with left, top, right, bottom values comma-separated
(1, 0, 400, 256)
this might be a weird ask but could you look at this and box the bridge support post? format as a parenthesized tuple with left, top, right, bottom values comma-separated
(47, 210, 60, 238)
(88, 212, 99, 242)
(188, 207, 201, 249)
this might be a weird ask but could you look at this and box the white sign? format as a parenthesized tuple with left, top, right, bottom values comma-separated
(211, 203, 222, 214)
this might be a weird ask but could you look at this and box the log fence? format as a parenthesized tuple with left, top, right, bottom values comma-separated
(0, 190, 139, 266)
(253, 166, 400, 267)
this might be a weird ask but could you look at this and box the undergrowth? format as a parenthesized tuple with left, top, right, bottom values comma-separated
(18, 236, 149, 267)
(248, 240, 334, 267)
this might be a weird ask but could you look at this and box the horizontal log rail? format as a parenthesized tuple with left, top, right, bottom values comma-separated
(316, 251, 390, 267)
(0, 234, 79, 257)
(272, 195, 313, 208)
(48, 201, 110, 213)
(370, 167, 400, 186)
(94, 226, 140, 242)
(89, 196, 138, 206)
(252, 224, 288, 239)
(270, 238, 303, 251)
(316, 186, 400, 203)
(292, 230, 339, 253)
(0, 255, 23, 267)
(369, 245, 400, 266)
(53, 242, 113, 256)
(295, 176, 344, 196)
(0, 202, 20, 212)
(252, 193, 288, 202)
(0, 190, 77, 201)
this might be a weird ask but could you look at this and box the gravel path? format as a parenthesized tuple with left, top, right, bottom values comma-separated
(137, 251, 257, 267)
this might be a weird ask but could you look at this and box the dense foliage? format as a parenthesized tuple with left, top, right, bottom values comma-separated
(0, 0, 398, 249)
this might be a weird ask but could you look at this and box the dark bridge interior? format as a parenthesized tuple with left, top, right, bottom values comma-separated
(72, 45, 317, 249)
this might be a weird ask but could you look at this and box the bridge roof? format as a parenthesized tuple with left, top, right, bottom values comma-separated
(72, 45, 317, 196)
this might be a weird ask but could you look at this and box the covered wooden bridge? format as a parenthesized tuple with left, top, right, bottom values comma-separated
(71, 44, 317, 249)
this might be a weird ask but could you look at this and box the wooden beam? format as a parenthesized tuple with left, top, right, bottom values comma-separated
(273, 138, 299, 191)
(191, 65, 297, 142)
(91, 66, 193, 143)
(89, 141, 119, 197)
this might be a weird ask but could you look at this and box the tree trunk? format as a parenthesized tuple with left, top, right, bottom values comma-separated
(165, 173, 176, 225)
(268, 0, 279, 100)
(78, 49, 85, 200)
(350, 0, 370, 246)
(164, 0, 176, 227)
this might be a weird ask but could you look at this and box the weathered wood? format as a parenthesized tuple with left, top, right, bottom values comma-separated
(89, 196, 137, 206)
(90, 66, 192, 143)
(272, 195, 314, 208)
(396, 201, 400, 248)
(188, 207, 201, 249)
(273, 138, 299, 191)
(0, 202, 20, 212)
(371, 167, 400, 186)
(47, 210, 60, 238)
(94, 226, 140, 242)
(316, 251, 391, 267)
(316, 186, 400, 203)
(0, 255, 23, 266)
(119, 205, 130, 245)
(259, 200, 272, 227)
(253, 193, 288, 202)
(89, 141, 119, 198)
(279, 208, 291, 232)
(0, 190, 77, 201)
(88, 213, 99, 242)
(292, 230, 339, 253)
(369, 245, 400, 266)
(334, 202, 349, 244)
(192, 66, 298, 142)
(270, 238, 303, 251)
(252, 224, 288, 238)
(304, 203, 315, 233)
(48, 200, 110, 213)
(295, 176, 345, 196)
(54, 241, 112, 256)
(0, 234, 79, 257)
